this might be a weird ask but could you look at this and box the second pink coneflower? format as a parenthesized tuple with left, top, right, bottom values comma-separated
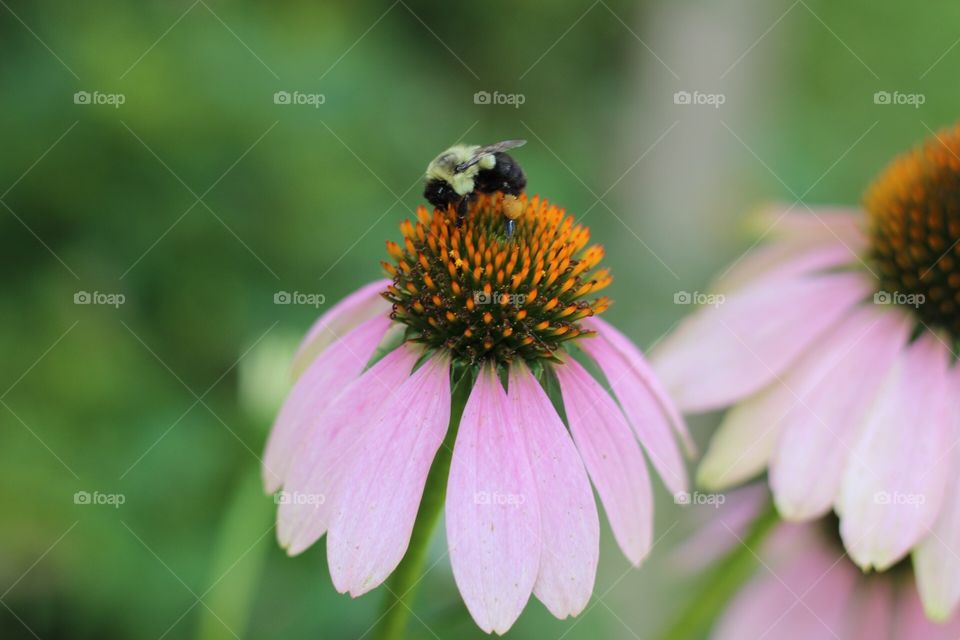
(652, 124, 960, 622)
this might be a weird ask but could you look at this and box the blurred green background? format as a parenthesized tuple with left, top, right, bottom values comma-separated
(3, 0, 959, 638)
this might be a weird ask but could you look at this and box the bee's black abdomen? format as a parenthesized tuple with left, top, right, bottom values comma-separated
(475, 152, 526, 196)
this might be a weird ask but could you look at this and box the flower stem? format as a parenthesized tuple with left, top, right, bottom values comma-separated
(373, 369, 472, 640)
(656, 498, 780, 640)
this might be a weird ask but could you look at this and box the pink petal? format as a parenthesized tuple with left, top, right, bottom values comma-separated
(290, 279, 391, 377)
(713, 240, 857, 296)
(914, 368, 960, 621)
(263, 313, 392, 492)
(555, 358, 653, 565)
(894, 579, 960, 639)
(582, 317, 694, 457)
(651, 272, 870, 413)
(839, 334, 952, 570)
(750, 205, 867, 252)
(446, 365, 540, 634)
(712, 525, 857, 640)
(770, 307, 911, 520)
(508, 363, 599, 619)
(276, 345, 419, 555)
(696, 381, 792, 491)
(578, 326, 687, 496)
(327, 353, 452, 596)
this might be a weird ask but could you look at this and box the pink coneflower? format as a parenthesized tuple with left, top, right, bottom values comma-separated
(263, 193, 691, 634)
(651, 124, 960, 620)
(678, 487, 960, 640)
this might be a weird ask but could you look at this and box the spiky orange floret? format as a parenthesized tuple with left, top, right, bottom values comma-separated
(382, 192, 611, 365)
(865, 123, 960, 339)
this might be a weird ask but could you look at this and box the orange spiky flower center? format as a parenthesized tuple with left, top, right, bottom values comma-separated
(865, 123, 960, 341)
(381, 193, 611, 365)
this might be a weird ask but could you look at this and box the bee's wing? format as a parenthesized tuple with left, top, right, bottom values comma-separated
(454, 139, 527, 173)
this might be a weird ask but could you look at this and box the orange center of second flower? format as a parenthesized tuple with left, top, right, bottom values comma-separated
(865, 123, 960, 340)
(381, 193, 611, 365)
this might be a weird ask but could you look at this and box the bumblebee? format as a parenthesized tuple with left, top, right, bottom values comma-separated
(423, 139, 527, 237)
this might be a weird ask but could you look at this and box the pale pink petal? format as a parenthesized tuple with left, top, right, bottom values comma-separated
(712, 525, 857, 640)
(446, 366, 541, 634)
(290, 279, 391, 377)
(509, 363, 599, 619)
(750, 205, 867, 252)
(263, 313, 392, 492)
(555, 358, 653, 565)
(276, 345, 419, 555)
(894, 579, 960, 639)
(914, 368, 960, 621)
(713, 240, 857, 296)
(770, 307, 911, 520)
(839, 334, 952, 571)
(651, 272, 871, 412)
(696, 382, 790, 491)
(582, 317, 695, 457)
(327, 353, 452, 596)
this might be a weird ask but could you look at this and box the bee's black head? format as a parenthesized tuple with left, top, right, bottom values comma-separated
(424, 178, 457, 210)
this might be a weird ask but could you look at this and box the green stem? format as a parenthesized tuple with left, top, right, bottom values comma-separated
(373, 369, 472, 640)
(657, 498, 780, 640)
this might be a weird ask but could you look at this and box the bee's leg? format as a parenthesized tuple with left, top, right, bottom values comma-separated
(456, 197, 467, 227)
(505, 218, 516, 238)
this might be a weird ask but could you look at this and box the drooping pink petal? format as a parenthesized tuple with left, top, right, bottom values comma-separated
(508, 363, 598, 619)
(327, 353, 452, 596)
(770, 306, 911, 520)
(651, 272, 870, 413)
(838, 334, 952, 571)
(446, 365, 541, 634)
(578, 325, 687, 496)
(555, 357, 653, 566)
(276, 345, 419, 555)
(582, 317, 694, 457)
(263, 313, 392, 492)
(696, 380, 793, 491)
(894, 579, 960, 639)
(290, 279, 391, 377)
(914, 368, 960, 622)
(712, 525, 857, 640)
